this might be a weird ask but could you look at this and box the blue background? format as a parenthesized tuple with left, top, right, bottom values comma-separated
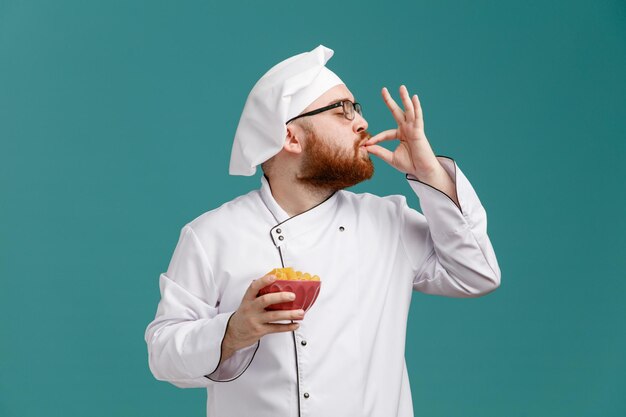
(1, 1, 625, 416)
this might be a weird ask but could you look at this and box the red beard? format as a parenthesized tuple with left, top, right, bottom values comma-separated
(296, 130, 374, 190)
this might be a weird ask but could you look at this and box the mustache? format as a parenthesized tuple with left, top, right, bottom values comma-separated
(356, 131, 372, 146)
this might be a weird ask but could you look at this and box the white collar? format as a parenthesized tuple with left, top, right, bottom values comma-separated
(258, 175, 341, 247)
(259, 175, 290, 223)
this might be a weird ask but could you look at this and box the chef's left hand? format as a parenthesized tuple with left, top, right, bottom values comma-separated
(365, 85, 440, 179)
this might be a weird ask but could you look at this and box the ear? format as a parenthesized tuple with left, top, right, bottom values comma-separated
(283, 124, 304, 155)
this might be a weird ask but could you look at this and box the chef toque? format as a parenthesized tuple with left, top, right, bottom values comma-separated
(229, 45, 344, 176)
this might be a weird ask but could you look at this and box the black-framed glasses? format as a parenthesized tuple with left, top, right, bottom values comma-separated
(286, 100, 363, 124)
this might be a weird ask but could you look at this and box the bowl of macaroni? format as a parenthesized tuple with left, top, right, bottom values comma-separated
(258, 267, 322, 312)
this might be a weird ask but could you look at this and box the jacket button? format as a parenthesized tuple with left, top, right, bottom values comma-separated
(301, 340, 307, 346)
(278, 235, 284, 241)
(303, 392, 310, 399)
(339, 226, 345, 232)
(276, 228, 282, 234)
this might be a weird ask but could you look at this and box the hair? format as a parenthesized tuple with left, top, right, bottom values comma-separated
(294, 117, 314, 134)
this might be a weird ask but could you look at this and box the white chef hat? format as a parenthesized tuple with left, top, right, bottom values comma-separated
(229, 44, 344, 176)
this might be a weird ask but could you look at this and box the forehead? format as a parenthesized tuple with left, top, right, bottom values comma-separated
(302, 84, 355, 112)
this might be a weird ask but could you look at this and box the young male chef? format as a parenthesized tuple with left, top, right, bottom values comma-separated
(145, 44, 501, 417)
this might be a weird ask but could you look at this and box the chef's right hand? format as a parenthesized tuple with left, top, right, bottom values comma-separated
(222, 274, 304, 355)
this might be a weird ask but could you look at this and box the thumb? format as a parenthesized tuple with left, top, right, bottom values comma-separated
(244, 274, 276, 301)
(366, 144, 394, 165)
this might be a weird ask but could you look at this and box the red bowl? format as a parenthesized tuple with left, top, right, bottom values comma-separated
(258, 280, 322, 312)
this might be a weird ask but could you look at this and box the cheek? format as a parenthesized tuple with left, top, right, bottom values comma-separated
(316, 122, 355, 152)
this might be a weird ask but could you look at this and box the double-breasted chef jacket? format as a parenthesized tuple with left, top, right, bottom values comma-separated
(145, 156, 501, 417)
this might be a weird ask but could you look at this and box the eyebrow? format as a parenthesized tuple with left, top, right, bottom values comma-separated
(325, 97, 354, 106)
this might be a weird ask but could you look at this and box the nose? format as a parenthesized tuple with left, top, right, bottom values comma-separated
(353, 111, 368, 133)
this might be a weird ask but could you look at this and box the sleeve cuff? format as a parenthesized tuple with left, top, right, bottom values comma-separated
(205, 341, 260, 382)
(406, 155, 486, 233)
(203, 312, 260, 382)
(406, 156, 462, 213)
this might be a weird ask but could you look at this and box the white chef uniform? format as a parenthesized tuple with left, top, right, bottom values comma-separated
(144, 155, 501, 417)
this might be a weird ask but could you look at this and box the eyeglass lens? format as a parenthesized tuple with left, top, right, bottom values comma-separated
(342, 101, 363, 120)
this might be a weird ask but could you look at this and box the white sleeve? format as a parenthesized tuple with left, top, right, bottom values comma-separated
(401, 156, 501, 297)
(144, 225, 258, 388)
